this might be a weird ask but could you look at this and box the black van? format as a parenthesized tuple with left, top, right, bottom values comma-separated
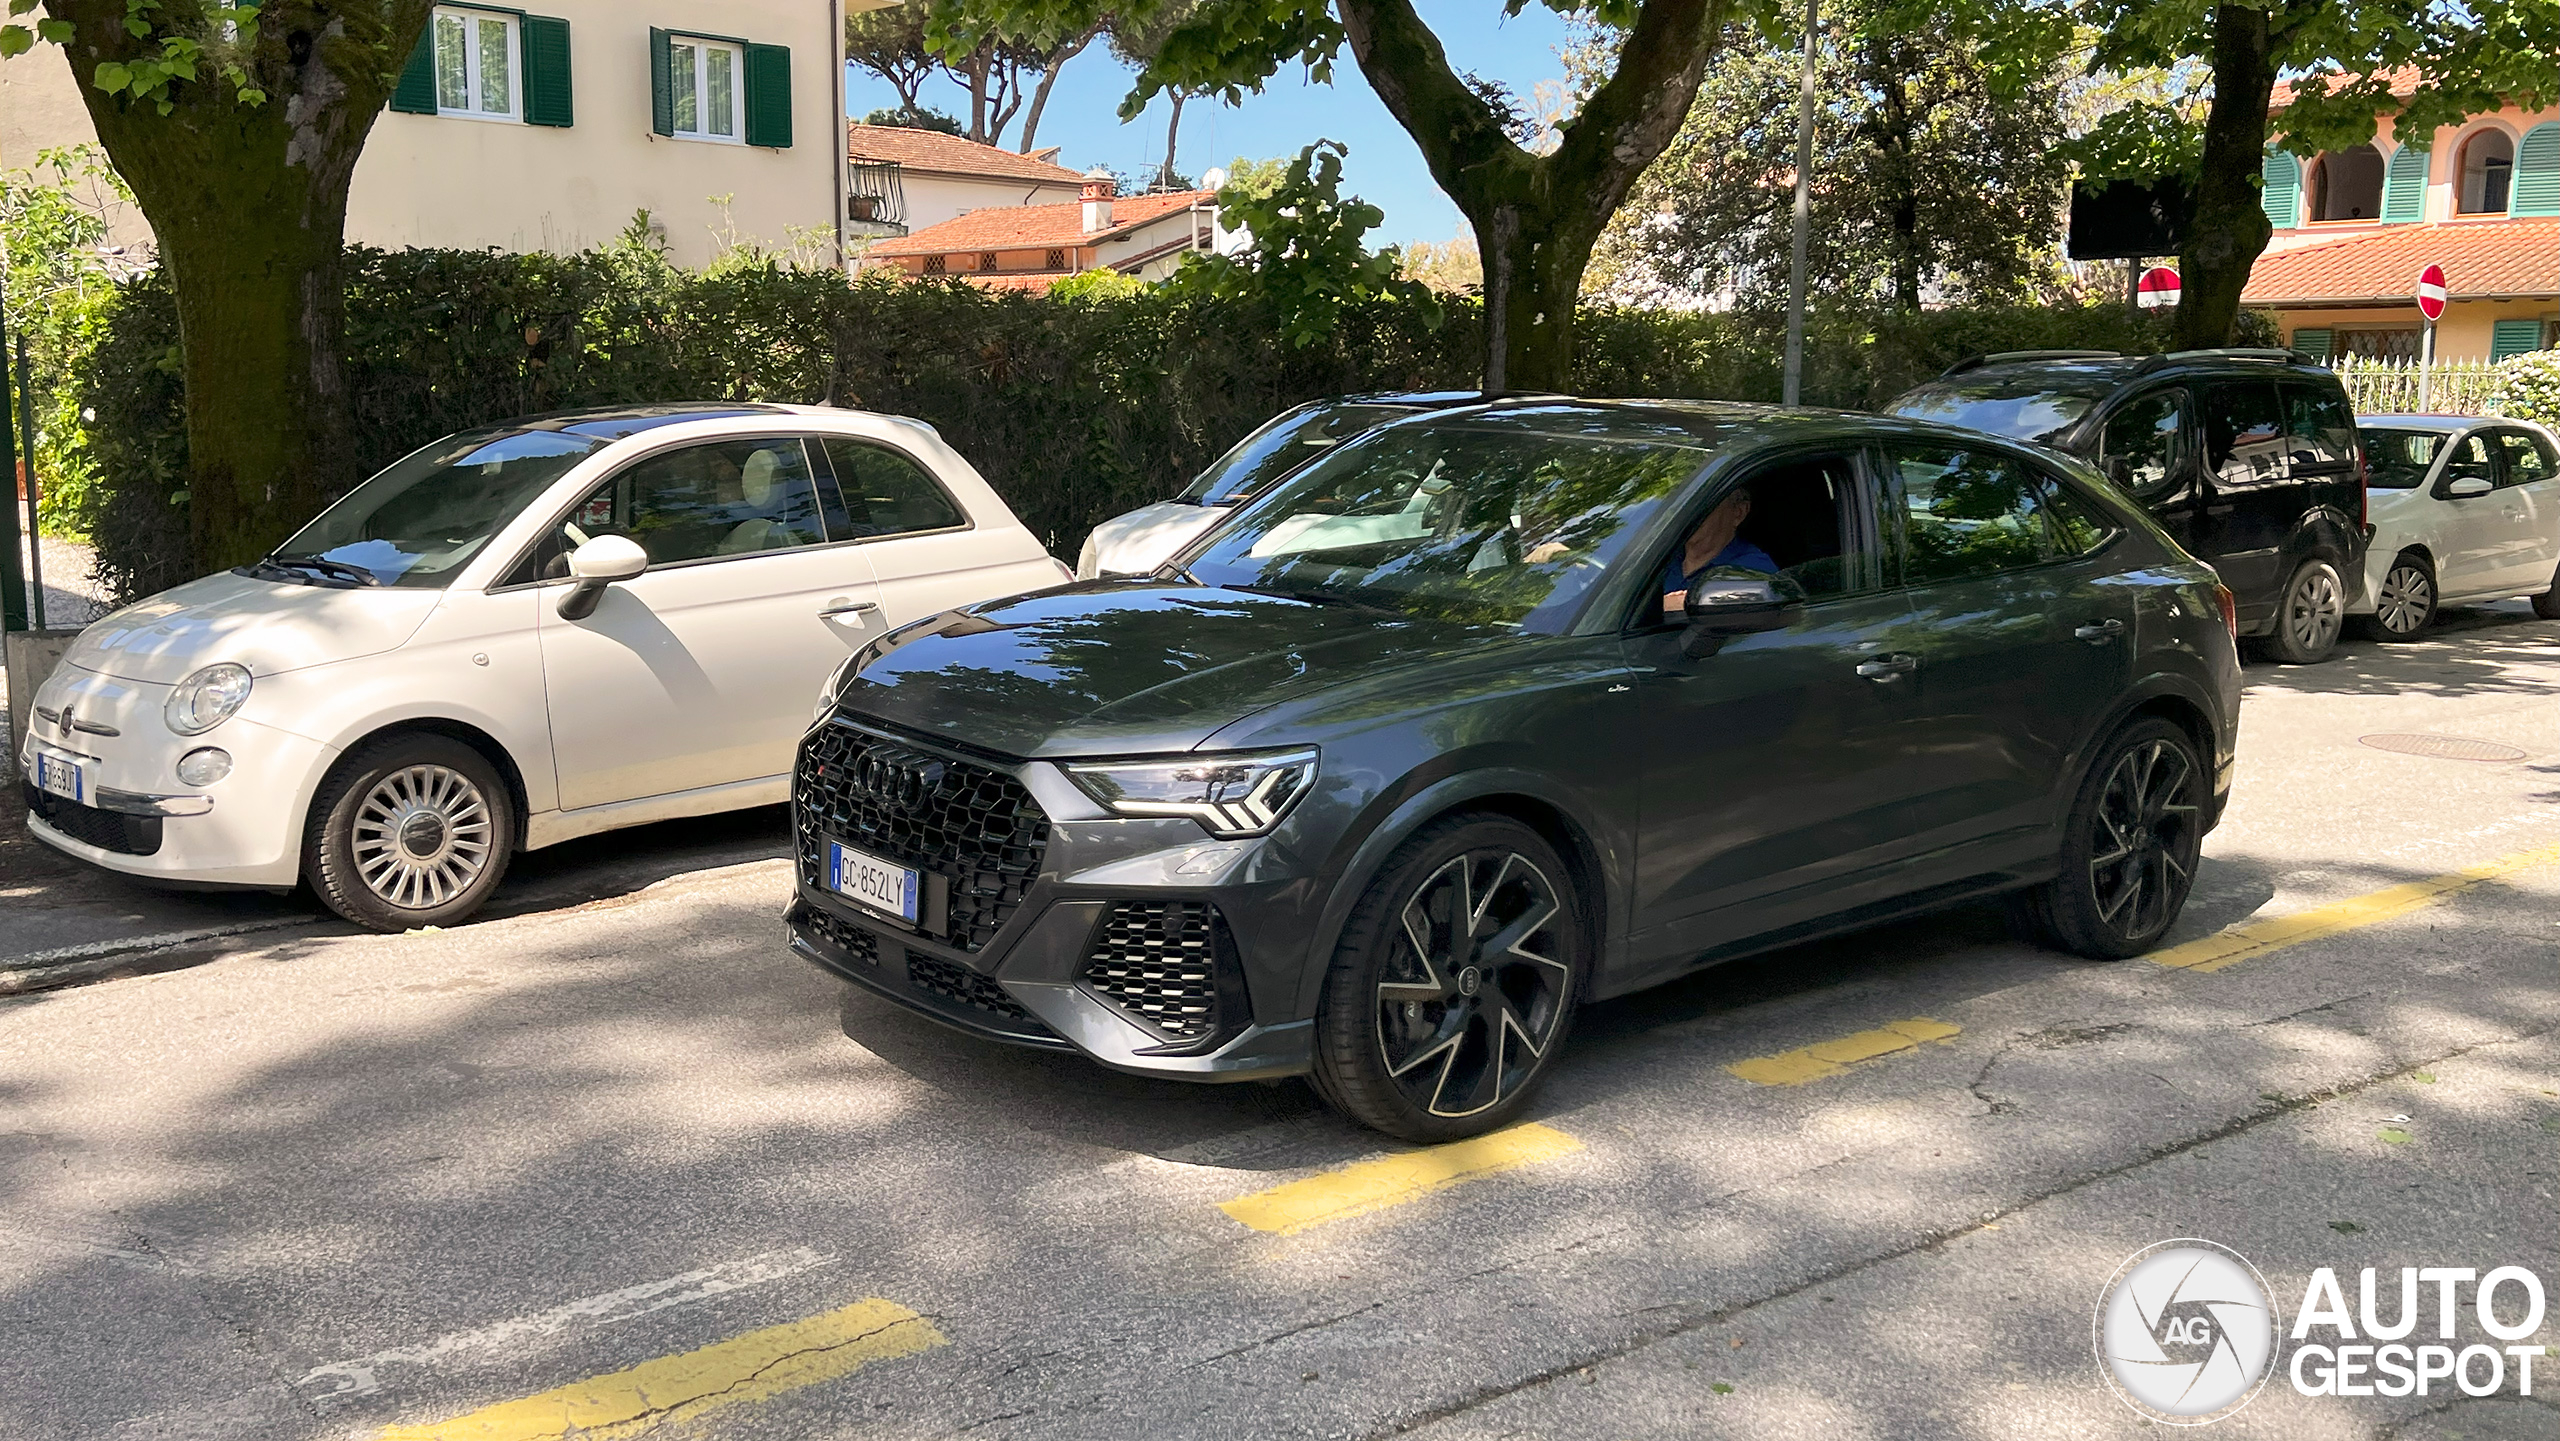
(1888, 349, 2366, 662)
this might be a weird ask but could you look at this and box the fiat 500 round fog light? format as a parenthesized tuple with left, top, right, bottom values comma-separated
(175, 747, 234, 786)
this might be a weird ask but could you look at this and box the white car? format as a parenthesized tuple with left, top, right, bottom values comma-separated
(1075, 392, 1516, 579)
(20, 404, 1069, 930)
(2350, 414, 2560, 639)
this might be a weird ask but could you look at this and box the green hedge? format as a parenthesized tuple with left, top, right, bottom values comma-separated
(65, 239, 2212, 604)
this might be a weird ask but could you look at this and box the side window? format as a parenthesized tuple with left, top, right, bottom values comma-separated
(2041, 477, 2117, 554)
(1892, 444, 2068, 584)
(2441, 435, 2499, 492)
(2200, 381, 2289, 489)
(819, 438, 966, 538)
(2281, 383, 2357, 472)
(2097, 390, 2188, 497)
(566, 437, 827, 567)
(2492, 430, 2557, 487)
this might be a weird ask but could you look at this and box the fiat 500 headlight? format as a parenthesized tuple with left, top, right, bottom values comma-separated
(165, 662, 253, 736)
(1066, 748, 1318, 839)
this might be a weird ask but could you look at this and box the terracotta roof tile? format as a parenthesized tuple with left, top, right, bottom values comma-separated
(2271, 66, 2425, 109)
(864, 191, 1214, 258)
(2241, 216, 2560, 305)
(843, 124, 1087, 183)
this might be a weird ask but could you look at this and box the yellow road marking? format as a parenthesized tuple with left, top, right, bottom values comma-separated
(374, 1298, 946, 1441)
(1219, 1122, 1582, 1235)
(1724, 1018, 1962, 1086)
(2150, 842, 2560, 974)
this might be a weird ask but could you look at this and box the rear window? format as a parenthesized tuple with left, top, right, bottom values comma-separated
(1887, 383, 2102, 446)
(2363, 429, 2443, 490)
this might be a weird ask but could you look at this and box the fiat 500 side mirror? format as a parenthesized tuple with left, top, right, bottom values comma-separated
(556, 534, 649, 620)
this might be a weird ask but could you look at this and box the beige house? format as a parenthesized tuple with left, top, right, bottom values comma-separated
(843, 123, 1089, 245)
(2250, 71, 2560, 362)
(860, 173, 1221, 292)
(3, 0, 860, 270)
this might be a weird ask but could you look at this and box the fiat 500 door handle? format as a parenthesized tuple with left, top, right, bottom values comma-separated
(817, 599, 880, 617)
(1855, 654, 1918, 682)
(2074, 618, 2126, 643)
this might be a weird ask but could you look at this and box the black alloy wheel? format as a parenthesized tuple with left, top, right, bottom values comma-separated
(2260, 558, 2345, 663)
(2011, 718, 2205, 960)
(1313, 814, 1581, 1142)
(2359, 553, 2436, 641)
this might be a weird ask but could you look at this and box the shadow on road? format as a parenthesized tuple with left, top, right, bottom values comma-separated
(2241, 602, 2560, 700)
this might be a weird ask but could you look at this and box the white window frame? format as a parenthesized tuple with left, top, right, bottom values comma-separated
(431, 5, 522, 124)
(667, 35, 747, 145)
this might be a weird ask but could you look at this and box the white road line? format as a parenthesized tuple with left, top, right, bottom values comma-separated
(292, 1247, 837, 1401)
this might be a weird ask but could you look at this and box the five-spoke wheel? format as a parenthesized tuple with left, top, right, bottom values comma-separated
(1314, 815, 1582, 1141)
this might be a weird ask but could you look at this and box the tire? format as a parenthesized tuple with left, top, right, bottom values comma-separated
(1311, 813, 1584, 1142)
(305, 733, 516, 932)
(2534, 562, 2560, 621)
(2008, 718, 2206, 961)
(2356, 552, 2436, 641)
(2257, 558, 2346, 663)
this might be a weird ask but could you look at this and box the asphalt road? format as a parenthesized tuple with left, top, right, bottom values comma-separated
(3, 605, 2556, 1441)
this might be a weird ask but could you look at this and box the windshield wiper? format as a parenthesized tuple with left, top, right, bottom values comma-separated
(1227, 583, 1394, 613)
(237, 553, 380, 589)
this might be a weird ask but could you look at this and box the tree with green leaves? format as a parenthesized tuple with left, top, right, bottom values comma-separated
(3, 0, 430, 572)
(1168, 140, 1434, 345)
(1105, 0, 1202, 190)
(945, 0, 1737, 390)
(2076, 0, 2560, 348)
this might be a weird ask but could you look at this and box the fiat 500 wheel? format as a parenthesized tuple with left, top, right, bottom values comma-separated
(1312, 814, 1583, 1142)
(2259, 558, 2345, 663)
(307, 733, 516, 932)
(2358, 554, 2436, 641)
(2009, 718, 2205, 960)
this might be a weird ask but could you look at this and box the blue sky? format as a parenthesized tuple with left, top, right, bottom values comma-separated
(841, 3, 1580, 248)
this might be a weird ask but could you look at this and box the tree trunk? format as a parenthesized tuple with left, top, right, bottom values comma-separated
(1161, 92, 1187, 189)
(1337, 0, 1723, 392)
(1018, 24, 1100, 153)
(2178, 3, 2280, 349)
(965, 46, 992, 143)
(47, 0, 427, 575)
(1877, 59, 1922, 312)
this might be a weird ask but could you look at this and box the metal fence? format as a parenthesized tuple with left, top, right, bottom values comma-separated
(2335, 356, 2506, 416)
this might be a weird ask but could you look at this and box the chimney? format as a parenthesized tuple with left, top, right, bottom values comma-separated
(1080, 167, 1115, 233)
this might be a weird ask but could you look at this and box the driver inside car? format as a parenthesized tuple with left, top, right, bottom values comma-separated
(1660, 487, 1777, 611)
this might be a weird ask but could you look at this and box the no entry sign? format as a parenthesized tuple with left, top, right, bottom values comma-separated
(2136, 265, 2181, 310)
(2416, 263, 2448, 321)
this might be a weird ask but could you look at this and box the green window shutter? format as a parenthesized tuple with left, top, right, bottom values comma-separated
(2514, 123, 2560, 217)
(2262, 151, 2301, 228)
(648, 27, 674, 136)
(2294, 327, 2332, 362)
(744, 43, 793, 148)
(2492, 319, 2545, 362)
(389, 20, 437, 114)
(521, 15, 573, 127)
(2381, 144, 2430, 223)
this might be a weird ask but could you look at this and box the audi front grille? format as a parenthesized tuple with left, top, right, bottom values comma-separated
(794, 723, 1050, 952)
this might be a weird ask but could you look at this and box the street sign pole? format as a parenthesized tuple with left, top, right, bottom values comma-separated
(2415, 262, 2447, 412)
(1781, 0, 1817, 408)
(0, 268, 28, 635)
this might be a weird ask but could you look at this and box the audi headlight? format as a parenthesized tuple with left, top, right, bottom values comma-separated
(1066, 748, 1318, 838)
(165, 663, 253, 736)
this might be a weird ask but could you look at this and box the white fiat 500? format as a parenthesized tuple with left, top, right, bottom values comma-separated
(2350, 414, 2560, 639)
(20, 403, 1068, 930)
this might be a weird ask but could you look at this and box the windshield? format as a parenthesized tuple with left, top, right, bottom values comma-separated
(1890, 382, 2102, 445)
(1178, 402, 1428, 506)
(274, 428, 605, 587)
(2362, 428, 2443, 489)
(1182, 420, 1707, 632)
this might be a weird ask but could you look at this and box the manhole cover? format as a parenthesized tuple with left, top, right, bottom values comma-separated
(2359, 733, 2528, 763)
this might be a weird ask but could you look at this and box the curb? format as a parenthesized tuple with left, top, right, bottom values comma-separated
(0, 919, 316, 996)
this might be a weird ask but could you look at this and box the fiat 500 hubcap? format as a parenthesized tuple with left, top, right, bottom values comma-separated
(352, 764, 492, 910)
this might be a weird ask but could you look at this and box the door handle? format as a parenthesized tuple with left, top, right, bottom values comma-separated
(2073, 618, 2125, 644)
(2203, 504, 2236, 516)
(818, 599, 880, 618)
(1855, 654, 1918, 682)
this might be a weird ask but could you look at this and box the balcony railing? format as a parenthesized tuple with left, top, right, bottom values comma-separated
(847, 161, 906, 229)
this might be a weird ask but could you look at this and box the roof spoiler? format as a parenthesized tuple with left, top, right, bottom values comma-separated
(2134, 347, 2320, 374)
(1939, 349, 2121, 378)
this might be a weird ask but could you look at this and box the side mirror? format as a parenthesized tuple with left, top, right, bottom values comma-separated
(1681, 568, 1804, 657)
(556, 534, 648, 620)
(2101, 456, 2134, 488)
(2444, 474, 2495, 499)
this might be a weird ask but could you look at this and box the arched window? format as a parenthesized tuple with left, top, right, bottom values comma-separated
(2309, 145, 2385, 220)
(2459, 129, 2517, 214)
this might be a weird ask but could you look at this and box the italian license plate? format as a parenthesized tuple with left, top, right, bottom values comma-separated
(827, 841, 920, 923)
(33, 751, 88, 805)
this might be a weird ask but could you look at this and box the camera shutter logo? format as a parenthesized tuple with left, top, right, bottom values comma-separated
(2094, 1239, 2282, 1423)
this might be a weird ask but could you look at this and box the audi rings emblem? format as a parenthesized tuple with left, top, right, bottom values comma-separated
(852, 748, 949, 808)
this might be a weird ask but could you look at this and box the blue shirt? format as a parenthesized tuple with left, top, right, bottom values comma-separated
(1662, 538, 1779, 597)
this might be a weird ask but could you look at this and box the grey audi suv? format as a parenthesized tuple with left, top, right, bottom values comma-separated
(787, 399, 2242, 1140)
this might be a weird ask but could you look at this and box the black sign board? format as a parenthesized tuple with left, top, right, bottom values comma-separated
(2068, 177, 2194, 261)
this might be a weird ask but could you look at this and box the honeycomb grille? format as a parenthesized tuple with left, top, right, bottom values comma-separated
(800, 905, 879, 966)
(907, 953, 1046, 1031)
(1080, 900, 1226, 1042)
(793, 724, 1049, 952)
